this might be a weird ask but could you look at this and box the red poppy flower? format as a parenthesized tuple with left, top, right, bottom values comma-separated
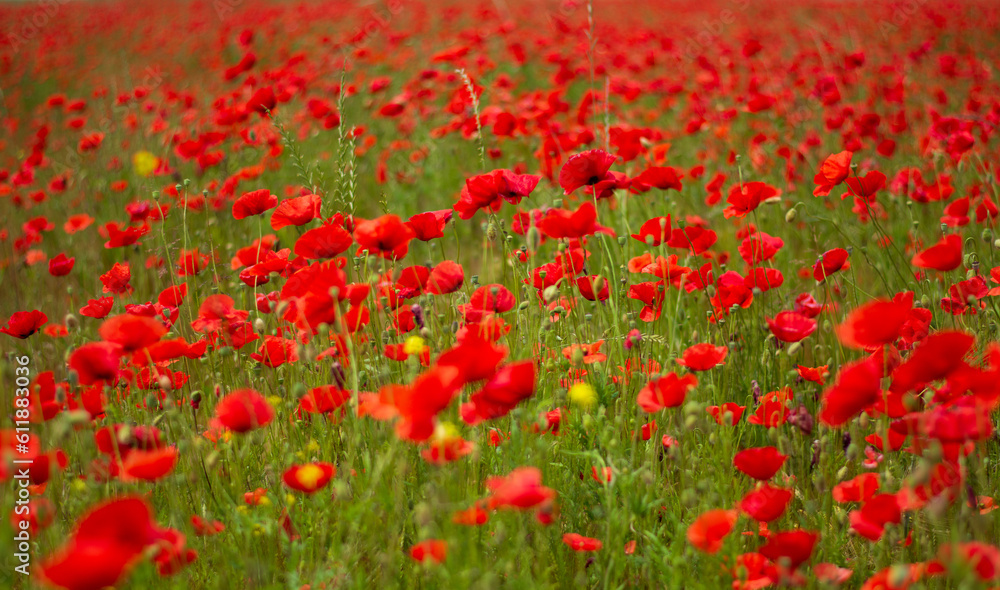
(667, 225, 718, 254)
(406, 209, 453, 240)
(676, 343, 728, 371)
(562, 340, 606, 364)
(1, 310, 48, 339)
(833, 473, 880, 503)
(452, 504, 489, 526)
(574, 275, 609, 301)
(121, 447, 179, 482)
(294, 223, 353, 259)
(214, 389, 274, 433)
(836, 298, 911, 350)
(707, 403, 746, 426)
(454, 169, 540, 219)
(911, 234, 963, 271)
(889, 330, 975, 395)
(687, 509, 738, 554)
(796, 365, 830, 384)
(246, 86, 276, 115)
(766, 311, 817, 343)
(299, 385, 351, 415)
(461, 360, 537, 425)
(426, 260, 464, 294)
(99, 314, 166, 353)
(232, 189, 278, 220)
(563, 533, 603, 551)
(814, 248, 850, 282)
(48, 253, 75, 277)
(537, 201, 615, 240)
(270, 193, 322, 230)
(814, 563, 854, 584)
(844, 170, 886, 201)
(631, 216, 672, 246)
(818, 359, 882, 427)
(747, 388, 792, 428)
(758, 530, 818, 571)
(100, 262, 133, 295)
(249, 336, 298, 368)
(630, 166, 683, 192)
(558, 149, 617, 194)
(637, 372, 698, 412)
(190, 516, 224, 537)
(409, 540, 447, 564)
(739, 484, 793, 523)
(486, 467, 556, 511)
(353, 214, 414, 260)
(738, 231, 783, 264)
(936, 542, 1000, 582)
(282, 462, 336, 494)
(733, 447, 788, 480)
(69, 342, 123, 385)
(849, 494, 902, 541)
(80, 297, 115, 319)
(813, 151, 853, 196)
(102, 222, 150, 249)
(724, 181, 779, 218)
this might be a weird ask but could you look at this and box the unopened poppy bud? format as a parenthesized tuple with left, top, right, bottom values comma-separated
(518, 301, 530, 311)
(64, 313, 78, 330)
(411, 304, 425, 329)
(254, 318, 266, 333)
(190, 391, 202, 408)
(553, 198, 563, 208)
(158, 375, 172, 390)
(785, 208, 797, 223)
(486, 222, 498, 241)
(618, 236, 627, 247)
(786, 342, 801, 356)
(542, 285, 559, 302)
(526, 227, 541, 251)
(66, 410, 92, 426)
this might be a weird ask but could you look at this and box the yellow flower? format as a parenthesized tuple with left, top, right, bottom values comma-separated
(568, 382, 597, 408)
(403, 335, 426, 355)
(132, 150, 159, 177)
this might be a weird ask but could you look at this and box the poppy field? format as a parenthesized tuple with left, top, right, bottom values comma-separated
(4, 0, 1000, 587)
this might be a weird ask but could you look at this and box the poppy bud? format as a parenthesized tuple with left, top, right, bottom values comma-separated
(292, 382, 307, 399)
(542, 285, 559, 303)
(486, 222, 498, 242)
(785, 208, 797, 223)
(158, 375, 172, 391)
(67, 410, 92, 426)
(330, 362, 346, 389)
(254, 318, 266, 333)
(64, 313, 78, 330)
(191, 391, 202, 409)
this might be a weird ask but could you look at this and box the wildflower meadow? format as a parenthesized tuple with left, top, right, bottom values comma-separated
(2, 0, 1000, 588)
